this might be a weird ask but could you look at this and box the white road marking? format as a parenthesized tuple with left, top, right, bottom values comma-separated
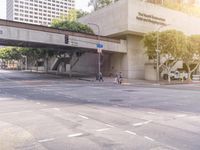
(78, 115, 89, 119)
(38, 138, 55, 143)
(68, 133, 83, 138)
(96, 128, 110, 132)
(175, 114, 187, 118)
(125, 130, 137, 135)
(53, 108, 60, 111)
(144, 136, 155, 142)
(133, 120, 152, 127)
(36, 102, 41, 105)
(147, 112, 156, 115)
(105, 124, 115, 128)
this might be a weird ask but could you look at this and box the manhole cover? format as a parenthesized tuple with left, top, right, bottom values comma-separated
(109, 99, 123, 102)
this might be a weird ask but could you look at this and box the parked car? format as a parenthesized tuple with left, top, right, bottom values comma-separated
(163, 71, 188, 80)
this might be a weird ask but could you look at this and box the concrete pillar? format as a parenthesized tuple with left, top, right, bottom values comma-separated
(44, 51, 49, 73)
(125, 35, 146, 79)
(110, 35, 147, 79)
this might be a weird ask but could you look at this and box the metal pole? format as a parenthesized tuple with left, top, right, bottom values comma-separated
(88, 23, 101, 76)
(156, 31, 160, 83)
(25, 56, 27, 70)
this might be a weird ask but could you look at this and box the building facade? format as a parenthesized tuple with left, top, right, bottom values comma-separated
(6, 0, 75, 26)
(79, 0, 200, 80)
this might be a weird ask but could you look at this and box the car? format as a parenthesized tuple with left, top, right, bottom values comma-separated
(163, 71, 188, 80)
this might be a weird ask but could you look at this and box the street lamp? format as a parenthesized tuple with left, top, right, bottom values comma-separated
(156, 24, 170, 83)
(88, 23, 101, 78)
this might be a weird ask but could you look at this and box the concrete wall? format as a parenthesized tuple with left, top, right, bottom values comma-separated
(71, 53, 98, 75)
(80, 0, 200, 36)
(79, 0, 129, 36)
(79, 0, 200, 79)
(0, 25, 127, 53)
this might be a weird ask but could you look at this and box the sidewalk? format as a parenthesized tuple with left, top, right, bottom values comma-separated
(79, 77, 200, 86)
(79, 77, 156, 86)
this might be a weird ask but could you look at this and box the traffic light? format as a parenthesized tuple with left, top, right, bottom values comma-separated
(65, 35, 69, 44)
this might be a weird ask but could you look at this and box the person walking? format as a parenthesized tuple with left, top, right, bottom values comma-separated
(99, 72, 104, 82)
(117, 72, 123, 84)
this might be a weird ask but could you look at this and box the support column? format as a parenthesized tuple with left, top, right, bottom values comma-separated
(45, 51, 49, 73)
(110, 35, 147, 79)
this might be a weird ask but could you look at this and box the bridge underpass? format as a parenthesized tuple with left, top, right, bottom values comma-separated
(0, 19, 127, 76)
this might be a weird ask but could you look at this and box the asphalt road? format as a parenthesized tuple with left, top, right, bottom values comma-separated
(0, 70, 200, 150)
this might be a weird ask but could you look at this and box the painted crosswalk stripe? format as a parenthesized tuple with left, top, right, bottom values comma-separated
(105, 124, 115, 128)
(144, 136, 155, 142)
(38, 138, 55, 143)
(68, 133, 83, 138)
(78, 115, 89, 119)
(125, 130, 137, 135)
(133, 120, 152, 127)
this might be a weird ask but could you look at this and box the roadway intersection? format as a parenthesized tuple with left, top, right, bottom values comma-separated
(0, 70, 200, 150)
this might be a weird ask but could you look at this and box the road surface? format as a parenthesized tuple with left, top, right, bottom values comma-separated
(0, 70, 200, 150)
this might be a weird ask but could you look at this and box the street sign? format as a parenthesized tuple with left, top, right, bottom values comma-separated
(96, 43, 103, 49)
(97, 48, 102, 53)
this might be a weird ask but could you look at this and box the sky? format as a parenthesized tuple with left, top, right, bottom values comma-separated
(0, 0, 91, 19)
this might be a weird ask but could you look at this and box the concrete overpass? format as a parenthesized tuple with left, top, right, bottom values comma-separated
(0, 19, 127, 53)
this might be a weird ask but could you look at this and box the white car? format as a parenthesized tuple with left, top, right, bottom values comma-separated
(163, 71, 188, 80)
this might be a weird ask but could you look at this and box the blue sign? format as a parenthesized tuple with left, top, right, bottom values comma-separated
(96, 43, 103, 48)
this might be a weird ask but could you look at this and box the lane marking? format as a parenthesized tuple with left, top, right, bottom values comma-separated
(78, 115, 89, 120)
(96, 128, 110, 132)
(147, 112, 156, 115)
(175, 114, 187, 118)
(105, 124, 115, 128)
(125, 130, 137, 135)
(53, 108, 60, 111)
(68, 133, 83, 138)
(36, 102, 41, 105)
(144, 136, 155, 142)
(38, 138, 55, 143)
(133, 120, 152, 127)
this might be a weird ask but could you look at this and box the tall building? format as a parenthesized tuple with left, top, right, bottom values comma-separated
(6, 0, 75, 26)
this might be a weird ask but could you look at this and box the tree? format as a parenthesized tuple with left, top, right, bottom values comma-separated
(182, 35, 200, 81)
(143, 30, 187, 82)
(51, 20, 94, 34)
(76, 10, 89, 19)
(0, 47, 21, 60)
(88, 0, 119, 11)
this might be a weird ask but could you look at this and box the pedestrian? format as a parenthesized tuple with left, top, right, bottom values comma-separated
(117, 72, 123, 84)
(99, 72, 104, 82)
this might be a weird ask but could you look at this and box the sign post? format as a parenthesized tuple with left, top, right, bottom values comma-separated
(96, 43, 103, 78)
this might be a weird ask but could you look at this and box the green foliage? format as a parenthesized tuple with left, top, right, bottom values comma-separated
(143, 32, 158, 59)
(88, 0, 119, 11)
(0, 47, 21, 60)
(76, 10, 89, 19)
(159, 30, 187, 58)
(0, 47, 55, 61)
(143, 30, 187, 60)
(51, 20, 94, 34)
(143, 29, 200, 81)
